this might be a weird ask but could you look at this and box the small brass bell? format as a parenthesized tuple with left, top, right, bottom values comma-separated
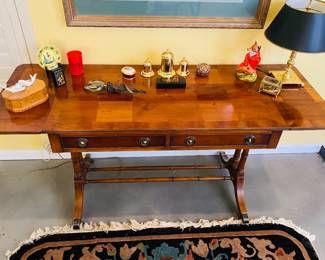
(177, 57, 190, 77)
(158, 49, 176, 78)
(141, 59, 154, 78)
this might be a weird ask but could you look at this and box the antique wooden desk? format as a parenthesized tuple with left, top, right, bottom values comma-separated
(2, 64, 325, 229)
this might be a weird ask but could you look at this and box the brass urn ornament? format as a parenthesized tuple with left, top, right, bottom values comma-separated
(177, 57, 190, 77)
(141, 59, 154, 78)
(158, 49, 176, 78)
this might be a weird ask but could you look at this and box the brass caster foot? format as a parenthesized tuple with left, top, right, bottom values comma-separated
(73, 219, 81, 230)
(241, 214, 249, 224)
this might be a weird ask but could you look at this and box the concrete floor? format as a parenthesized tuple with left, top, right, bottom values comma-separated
(0, 154, 324, 258)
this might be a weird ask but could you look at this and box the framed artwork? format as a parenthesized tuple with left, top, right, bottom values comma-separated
(63, 0, 271, 28)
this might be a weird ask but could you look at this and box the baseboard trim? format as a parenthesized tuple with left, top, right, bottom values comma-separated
(319, 145, 325, 161)
(0, 144, 322, 160)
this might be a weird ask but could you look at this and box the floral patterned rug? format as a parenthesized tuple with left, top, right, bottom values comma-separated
(9, 222, 318, 260)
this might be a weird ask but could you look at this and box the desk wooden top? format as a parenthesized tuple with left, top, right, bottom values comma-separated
(1, 64, 325, 134)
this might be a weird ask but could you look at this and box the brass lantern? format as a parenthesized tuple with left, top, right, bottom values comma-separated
(141, 59, 154, 78)
(177, 57, 190, 77)
(158, 49, 176, 78)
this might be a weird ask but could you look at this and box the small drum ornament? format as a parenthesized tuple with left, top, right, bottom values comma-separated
(196, 63, 211, 77)
(121, 66, 136, 80)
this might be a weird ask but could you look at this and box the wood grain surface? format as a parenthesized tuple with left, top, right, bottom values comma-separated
(1, 64, 325, 134)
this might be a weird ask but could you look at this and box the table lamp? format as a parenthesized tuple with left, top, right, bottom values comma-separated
(265, 0, 325, 87)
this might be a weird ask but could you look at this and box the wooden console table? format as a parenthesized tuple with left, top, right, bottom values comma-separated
(2, 64, 325, 229)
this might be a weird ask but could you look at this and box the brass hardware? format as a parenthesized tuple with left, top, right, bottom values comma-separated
(244, 135, 256, 145)
(73, 219, 81, 230)
(77, 138, 88, 148)
(270, 51, 304, 87)
(186, 136, 197, 146)
(139, 137, 151, 147)
(284, 51, 296, 81)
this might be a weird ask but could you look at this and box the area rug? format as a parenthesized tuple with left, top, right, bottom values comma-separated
(7, 218, 319, 260)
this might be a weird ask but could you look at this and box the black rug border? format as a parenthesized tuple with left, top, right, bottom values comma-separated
(10, 223, 319, 260)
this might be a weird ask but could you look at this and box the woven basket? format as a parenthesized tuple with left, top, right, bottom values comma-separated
(1, 79, 49, 113)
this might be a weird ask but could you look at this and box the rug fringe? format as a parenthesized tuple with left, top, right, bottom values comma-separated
(6, 216, 316, 259)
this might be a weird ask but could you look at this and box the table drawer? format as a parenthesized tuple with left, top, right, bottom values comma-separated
(170, 132, 272, 148)
(61, 135, 166, 150)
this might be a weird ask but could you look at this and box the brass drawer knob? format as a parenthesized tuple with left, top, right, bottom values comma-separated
(139, 137, 151, 147)
(186, 136, 196, 146)
(244, 135, 256, 145)
(77, 138, 88, 148)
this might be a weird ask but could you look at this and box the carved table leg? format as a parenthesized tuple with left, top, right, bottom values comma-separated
(231, 149, 242, 170)
(73, 182, 84, 229)
(220, 149, 241, 168)
(227, 149, 250, 223)
(71, 152, 89, 229)
(84, 153, 94, 166)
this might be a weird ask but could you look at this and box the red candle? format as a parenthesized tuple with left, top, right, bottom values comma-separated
(67, 50, 84, 76)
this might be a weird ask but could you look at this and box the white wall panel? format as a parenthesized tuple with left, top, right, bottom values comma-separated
(0, 0, 32, 84)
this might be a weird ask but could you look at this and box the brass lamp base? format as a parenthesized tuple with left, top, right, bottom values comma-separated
(270, 70, 304, 87)
(270, 50, 304, 88)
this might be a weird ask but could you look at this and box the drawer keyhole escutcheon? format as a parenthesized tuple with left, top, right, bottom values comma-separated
(77, 138, 89, 148)
(186, 136, 197, 146)
(244, 135, 256, 145)
(140, 137, 151, 147)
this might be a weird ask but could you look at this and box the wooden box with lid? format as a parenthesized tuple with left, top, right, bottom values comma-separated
(1, 79, 49, 113)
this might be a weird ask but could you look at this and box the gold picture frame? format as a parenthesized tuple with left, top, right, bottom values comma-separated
(63, 0, 271, 28)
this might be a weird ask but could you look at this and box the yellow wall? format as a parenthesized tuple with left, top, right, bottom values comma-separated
(1, 0, 324, 151)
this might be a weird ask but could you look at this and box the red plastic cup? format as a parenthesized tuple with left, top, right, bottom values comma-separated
(67, 50, 84, 76)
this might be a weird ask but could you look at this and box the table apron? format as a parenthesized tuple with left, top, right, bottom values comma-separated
(48, 131, 282, 153)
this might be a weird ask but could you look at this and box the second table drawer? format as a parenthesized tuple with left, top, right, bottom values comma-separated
(170, 133, 271, 147)
(62, 135, 166, 149)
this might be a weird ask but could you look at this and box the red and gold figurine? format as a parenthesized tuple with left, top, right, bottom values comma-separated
(236, 42, 261, 83)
